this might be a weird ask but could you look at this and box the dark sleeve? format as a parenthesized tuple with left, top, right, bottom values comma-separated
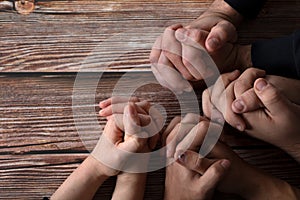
(224, 0, 267, 19)
(251, 30, 300, 79)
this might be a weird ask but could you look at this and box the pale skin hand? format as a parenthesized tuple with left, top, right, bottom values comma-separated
(52, 103, 156, 200)
(150, 0, 253, 93)
(100, 97, 163, 200)
(165, 116, 300, 199)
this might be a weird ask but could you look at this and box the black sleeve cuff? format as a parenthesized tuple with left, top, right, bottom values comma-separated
(225, 0, 267, 19)
(251, 30, 300, 79)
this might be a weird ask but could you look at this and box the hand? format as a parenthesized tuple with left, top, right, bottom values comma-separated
(99, 96, 163, 150)
(92, 102, 157, 176)
(149, 0, 251, 93)
(233, 78, 300, 163)
(202, 69, 266, 131)
(163, 115, 230, 200)
(232, 75, 300, 113)
(165, 116, 300, 199)
(165, 154, 229, 200)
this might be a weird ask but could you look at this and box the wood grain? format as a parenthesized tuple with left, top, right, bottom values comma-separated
(1, 73, 300, 199)
(0, 72, 268, 154)
(0, 0, 299, 72)
(0, 149, 299, 200)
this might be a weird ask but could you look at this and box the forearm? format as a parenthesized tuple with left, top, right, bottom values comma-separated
(112, 173, 147, 200)
(51, 155, 108, 200)
(238, 167, 300, 200)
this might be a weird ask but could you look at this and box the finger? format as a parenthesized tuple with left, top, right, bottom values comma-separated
(151, 36, 177, 91)
(174, 120, 210, 157)
(123, 103, 141, 136)
(149, 35, 162, 64)
(232, 88, 263, 113)
(151, 62, 176, 92)
(149, 105, 165, 133)
(254, 78, 291, 116)
(214, 81, 246, 131)
(157, 53, 193, 93)
(211, 70, 240, 100)
(206, 20, 237, 52)
(175, 28, 216, 80)
(198, 159, 230, 190)
(202, 87, 225, 124)
(176, 150, 214, 174)
(162, 116, 181, 145)
(161, 25, 194, 80)
(99, 100, 150, 116)
(99, 96, 140, 109)
(166, 122, 196, 158)
(113, 113, 151, 131)
(233, 68, 266, 98)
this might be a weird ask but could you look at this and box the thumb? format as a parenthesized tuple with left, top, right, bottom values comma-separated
(123, 103, 141, 136)
(254, 78, 291, 116)
(206, 20, 237, 52)
(176, 150, 215, 174)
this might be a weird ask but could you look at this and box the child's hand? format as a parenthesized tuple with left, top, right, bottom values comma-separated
(99, 96, 164, 150)
(92, 102, 158, 176)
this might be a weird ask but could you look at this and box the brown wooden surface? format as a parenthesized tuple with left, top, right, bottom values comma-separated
(0, 0, 299, 72)
(1, 0, 300, 199)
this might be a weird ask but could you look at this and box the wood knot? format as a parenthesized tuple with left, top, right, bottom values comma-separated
(14, 0, 34, 15)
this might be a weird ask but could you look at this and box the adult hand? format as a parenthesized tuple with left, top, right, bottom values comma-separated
(234, 78, 300, 163)
(202, 69, 266, 131)
(150, 0, 250, 93)
(165, 116, 300, 199)
(163, 115, 230, 200)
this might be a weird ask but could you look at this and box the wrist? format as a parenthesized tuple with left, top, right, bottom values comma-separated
(87, 155, 110, 180)
(203, 0, 243, 27)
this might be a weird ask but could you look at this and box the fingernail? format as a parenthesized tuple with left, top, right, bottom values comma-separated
(178, 153, 185, 163)
(236, 124, 244, 131)
(233, 99, 245, 112)
(184, 85, 193, 93)
(99, 109, 105, 116)
(176, 29, 187, 41)
(207, 38, 220, 50)
(256, 79, 268, 91)
(220, 160, 230, 169)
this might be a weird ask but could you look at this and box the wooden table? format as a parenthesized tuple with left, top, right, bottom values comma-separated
(1, 0, 300, 199)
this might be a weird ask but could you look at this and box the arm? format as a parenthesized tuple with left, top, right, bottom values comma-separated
(251, 30, 300, 79)
(51, 155, 109, 200)
(224, 0, 267, 19)
(112, 173, 147, 200)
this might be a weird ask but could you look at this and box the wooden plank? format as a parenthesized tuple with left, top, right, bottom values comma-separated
(0, 72, 273, 155)
(0, 0, 299, 72)
(0, 149, 299, 200)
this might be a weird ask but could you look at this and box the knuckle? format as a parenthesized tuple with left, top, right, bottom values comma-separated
(194, 156, 204, 170)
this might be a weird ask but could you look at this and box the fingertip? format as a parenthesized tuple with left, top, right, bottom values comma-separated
(219, 159, 231, 170)
(175, 28, 187, 42)
(255, 78, 268, 92)
(206, 37, 220, 52)
(232, 99, 245, 113)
